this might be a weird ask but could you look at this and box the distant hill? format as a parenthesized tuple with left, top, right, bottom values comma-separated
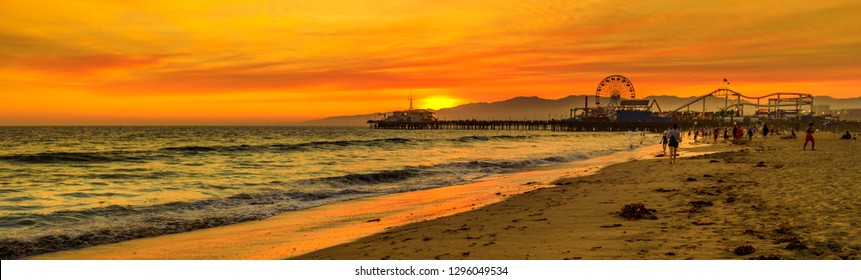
(810, 96, 861, 110)
(302, 95, 861, 126)
(300, 114, 380, 127)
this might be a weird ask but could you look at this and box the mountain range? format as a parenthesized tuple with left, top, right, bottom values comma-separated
(303, 95, 861, 126)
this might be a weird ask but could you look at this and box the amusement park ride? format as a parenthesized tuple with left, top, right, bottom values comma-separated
(571, 75, 814, 122)
(571, 74, 661, 121)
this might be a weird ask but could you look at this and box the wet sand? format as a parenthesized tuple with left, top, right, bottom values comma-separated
(29, 144, 664, 259)
(296, 133, 860, 260)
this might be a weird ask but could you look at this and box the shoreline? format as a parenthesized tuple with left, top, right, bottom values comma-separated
(27, 141, 674, 259)
(295, 133, 860, 260)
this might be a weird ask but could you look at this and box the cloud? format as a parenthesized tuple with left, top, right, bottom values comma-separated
(2, 53, 165, 75)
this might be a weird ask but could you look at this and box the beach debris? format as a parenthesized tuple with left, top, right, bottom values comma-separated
(366, 218, 381, 223)
(703, 174, 713, 177)
(734, 245, 756, 256)
(665, 252, 676, 256)
(755, 161, 767, 167)
(422, 237, 433, 241)
(785, 241, 808, 251)
(693, 189, 718, 196)
(689, 201, 714, 208)
(746, 254, 782, 260)
(654, 188, 678, 193)
(600, 224, 623, 228)
(709, 159, 720, 163)
(692, 221, 716, 226)
(686, 177, 698, 182)
(717, 179, 724, 183)
(619, 203, 657, 220)
(687, 200, 714, 213)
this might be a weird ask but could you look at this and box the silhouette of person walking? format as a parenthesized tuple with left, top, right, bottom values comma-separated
(803, 123, 815, 151)
(667, 123, 681, 164)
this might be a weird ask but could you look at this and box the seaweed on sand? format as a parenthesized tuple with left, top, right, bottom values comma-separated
(619, 203, 657, 220)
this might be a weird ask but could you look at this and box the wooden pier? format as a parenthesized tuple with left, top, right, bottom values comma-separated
(368, 120, 676, 132)
(368, 118, 822, 132)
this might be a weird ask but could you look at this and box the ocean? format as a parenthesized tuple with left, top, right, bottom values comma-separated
(0, 126, 655, 258)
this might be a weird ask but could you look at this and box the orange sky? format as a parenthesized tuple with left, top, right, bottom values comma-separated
(2, 0, 860, 125)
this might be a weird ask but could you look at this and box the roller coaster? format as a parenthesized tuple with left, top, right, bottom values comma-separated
(662, 88, 814, 120)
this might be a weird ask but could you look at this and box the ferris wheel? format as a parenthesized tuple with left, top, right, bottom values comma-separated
(595, 75, 636, 108)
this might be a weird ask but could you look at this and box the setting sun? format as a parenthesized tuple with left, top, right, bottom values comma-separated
(419, 96, 462, 110)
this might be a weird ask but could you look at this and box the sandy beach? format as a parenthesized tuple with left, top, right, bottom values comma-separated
(296, 132, 861, 260)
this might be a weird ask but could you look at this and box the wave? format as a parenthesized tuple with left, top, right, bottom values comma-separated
(0, 152, 153, 164)
(1, 134, 542, 165)
(0, 188, 374, 259)
(306, 169, 427, 188)
(160, 146, 220, 152)
(0, 138, 417, 165)
(84, 171, 181, 180)
(458, 136, 490, 141)
(162, 138, 416, 153)
(306, 151, 596, 189)
(56, 192, 133, 198)
(456, 135, 532, 142)
(272, 137, 415, 151)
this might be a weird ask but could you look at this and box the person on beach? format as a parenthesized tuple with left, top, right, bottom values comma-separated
(731, 125, 738, 144)
(667, 123, 681, 164)
(747, 127, 753, 142)
(661, 133, 668, 155)
(723, 128, 729, 143)
(714, 128, 719, 143)
(841, 130, 852, 140)
(804, 122, 815, 151)
(735, 126, 744, 144)
(762, 123, 769, 140)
